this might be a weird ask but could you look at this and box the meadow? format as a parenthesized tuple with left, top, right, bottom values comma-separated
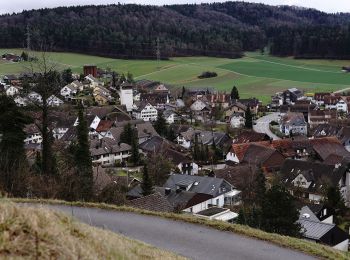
(1, 49, 350, 103)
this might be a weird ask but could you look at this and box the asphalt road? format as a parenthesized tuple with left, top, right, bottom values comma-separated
(24, 204, 315, 260)
(253, 112, 281, 140)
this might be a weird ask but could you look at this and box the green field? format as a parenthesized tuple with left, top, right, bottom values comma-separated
(1, 49, 350, 103)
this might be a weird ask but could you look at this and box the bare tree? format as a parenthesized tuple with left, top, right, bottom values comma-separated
(21, 47, 62, 175)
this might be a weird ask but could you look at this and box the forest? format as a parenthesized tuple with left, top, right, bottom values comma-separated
(0, 2, 350, 59)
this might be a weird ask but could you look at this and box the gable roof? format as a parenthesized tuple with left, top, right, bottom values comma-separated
(230, 137, 349, 162)
(242, 144, 280, 165)
(281, 112, 306, 126)
(164, 174, 234, 197)
(280, 159, 346, 193)
(312, 124, 339, 138)
(96, 120, 114, 132)
(212, 165, 256, 189)
(90, 138, 131, 157)
(234, 131, 270, 144)
(128, 192, 174, 212)
(310, 137, 350, 161)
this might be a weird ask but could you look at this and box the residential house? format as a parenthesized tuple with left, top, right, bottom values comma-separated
(289, 101, 317, 122)
(237, 98, 260, 114)
(282, 88, 304, 104)
(280, 112, 307, 136)
(225, 102, 246, 122)
(139, 136, 199, 175)
(336, 99, 348, 113)
(74, 114, 101, 135)
(190, 100, 211, 120)
(90, 138, 131, 166)
(96, 120, 115, 139)
(163, 109, 176, 124)
(310, 136, 350, 163)
(176, 129, 231, 151)
(338, 127, 350, 152)
(308, 110, 337, 129)
(52, 114, 76, 140)
(27, 91, 43, 104)
(85, 74, 102, 88)
(153, 84, 170, 94)
(313, 93, 331, 106)
(110, 120, 159, 144)
(211, 165, 256, 194)
(47, 95, 64, 107)
(60, 84, 78, 100)
(5, 85, 19, 96)
(233, 131, 270, 144)
(298, 205, 349, 251)
(3, 74, 19, 85)
(140, 93, 169, 109)
(270, 92, 283, 108)
(206, 93, 231, 109)
(164, 174, 241, 209)
(93, 91, 110, 106)
(24, 124, 42, 145)
(280, 159, 350, 205)
(128, 174, 239, 219)
(298, 216, 349, 251)
(133, 102, 158, 121)
(241, 144, 285, 172)
(324, 95, 341, 110)
(14, 96, 27, 107)
(312, 124, 339, 138)
(230, 112, 245, 128)
(226, 137, 312, 164)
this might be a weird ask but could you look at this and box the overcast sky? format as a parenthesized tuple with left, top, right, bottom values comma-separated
(1, 0, 349, 14)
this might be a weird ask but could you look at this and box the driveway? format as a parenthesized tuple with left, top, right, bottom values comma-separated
(24, 204, 315, 260)
(254, 112, 281, 140)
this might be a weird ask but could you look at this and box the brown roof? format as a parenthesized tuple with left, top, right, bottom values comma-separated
(96, 120, 114, 132)
(324, 95, 341, 105)
(314, 93, 331, 101)
(234, 131, 270, 144)
(213, 165, 256, 189)
(128, 192, 174, 212)
(231, 138, 312, 161)
(242, 144, 279, 165)
(310, 137, 350, 161)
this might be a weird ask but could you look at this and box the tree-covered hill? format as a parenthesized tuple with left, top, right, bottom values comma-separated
(0, 2, 350, 59)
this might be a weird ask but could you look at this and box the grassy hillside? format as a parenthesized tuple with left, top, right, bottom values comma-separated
(10, 198, 350, 260)
(1, 49, 350, 103)
(0, 202, 184, 259)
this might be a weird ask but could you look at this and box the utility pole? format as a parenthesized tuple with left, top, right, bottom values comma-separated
(26, 24, 31, 51)
(156, 37, 160, 70)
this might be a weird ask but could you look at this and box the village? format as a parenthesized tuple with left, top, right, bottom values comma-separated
(2, 62, 350, 252)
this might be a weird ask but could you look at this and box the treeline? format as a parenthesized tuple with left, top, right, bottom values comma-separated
(0, 2, 350, 59)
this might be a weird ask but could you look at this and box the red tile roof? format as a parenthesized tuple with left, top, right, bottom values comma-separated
(96, 120, 114, 132)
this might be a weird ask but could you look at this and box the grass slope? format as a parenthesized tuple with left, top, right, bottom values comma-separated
(1, 49, 350, 103)
(0, 201, 184, 259)
(10, 198, 350, 260)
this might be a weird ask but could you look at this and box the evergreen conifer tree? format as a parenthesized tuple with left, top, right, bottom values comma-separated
(0, 95, 32, 193)
(141, 164, 153, 196)
(75, 105, 93, 201)
(245, 107, 253, 129)
(230, 86, 239, 100)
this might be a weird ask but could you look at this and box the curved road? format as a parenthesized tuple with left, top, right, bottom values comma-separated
(25, 204, 315, 260)
(254, 112, 281, 140)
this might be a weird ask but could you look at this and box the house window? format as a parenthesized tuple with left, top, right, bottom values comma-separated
(216, 199, 219, 205)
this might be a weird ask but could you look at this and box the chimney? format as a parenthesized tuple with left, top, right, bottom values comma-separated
(165, 187, 171, 196)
